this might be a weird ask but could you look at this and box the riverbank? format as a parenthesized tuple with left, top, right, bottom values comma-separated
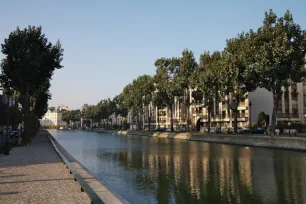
(0, 131, 90, 204)
(47, 131, 128, 204)
(91, 129, 306, 151)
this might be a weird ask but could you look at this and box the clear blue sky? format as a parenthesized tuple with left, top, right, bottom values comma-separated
(1, 0, 306, 109)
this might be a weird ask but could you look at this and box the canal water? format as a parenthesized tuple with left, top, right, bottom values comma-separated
(48, 130, 306, 204)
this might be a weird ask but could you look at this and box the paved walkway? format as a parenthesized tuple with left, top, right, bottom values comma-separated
(0, 131, 91, 204)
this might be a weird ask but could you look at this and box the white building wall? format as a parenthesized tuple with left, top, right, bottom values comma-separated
(248, 88, 273, 124)
(40, 109, 67, 128)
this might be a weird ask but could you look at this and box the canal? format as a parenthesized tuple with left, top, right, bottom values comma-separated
(48, 130, 306, 204)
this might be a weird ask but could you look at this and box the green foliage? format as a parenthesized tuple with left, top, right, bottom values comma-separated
(177, 49, 198, 132)
(192, 51, 221, 132)
(257, 112, 268, 127)
(253, 10, 306, 134)
(61, 111, 71, 126)
(62, 109, 81, 127)
(218, 30, 259, 132)
(0, 26, 64, 138)
(153, 58, 183, 132)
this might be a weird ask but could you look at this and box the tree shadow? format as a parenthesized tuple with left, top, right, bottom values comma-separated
(0, 191, 20, 196)
(0, 174, 27, 178)
(0, 178, 76, 185)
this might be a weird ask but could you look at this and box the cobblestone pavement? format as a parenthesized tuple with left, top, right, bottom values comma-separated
(0, 131, 91, 204)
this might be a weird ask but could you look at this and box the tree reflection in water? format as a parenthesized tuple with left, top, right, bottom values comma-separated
(50, 130, 306, 204)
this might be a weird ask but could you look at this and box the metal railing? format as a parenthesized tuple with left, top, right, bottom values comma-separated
(277, 113, 299, 118)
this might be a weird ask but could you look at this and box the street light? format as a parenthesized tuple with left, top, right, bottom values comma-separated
(218, 91, 222, 132)
(249, 101, 252, 134)
(288, 116, 291, 136)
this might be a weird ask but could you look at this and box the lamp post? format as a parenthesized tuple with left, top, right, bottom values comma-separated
(288, 116, 291, 137)
(218, 91, 222, 132)
(249, 101, 252, 134)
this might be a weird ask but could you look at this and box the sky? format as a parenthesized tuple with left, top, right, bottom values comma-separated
(0, 0, 306, 109)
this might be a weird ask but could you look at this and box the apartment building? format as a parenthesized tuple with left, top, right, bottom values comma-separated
(40, 105, 69, 128)
(191, 88, 274, 130)
(277, 81, 306, 125)
(125, 82, 306, 130)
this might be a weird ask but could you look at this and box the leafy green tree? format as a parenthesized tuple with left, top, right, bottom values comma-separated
(154, 58, 182, 132)
(0, 26, 64, 140)
(255, 10, 306, 134)
(65, 109, 81, 128)
(257, 111, 268, 127)
(62, 111, 71, 127)
(114, 95, 129, 128)
(219, 31, 258, 133)
(177, 49, 198, 132)
(152, 90, 167, 130)
(192, 51, 221, 133)
(84, 105, 99, 128)
(137, 75, 154, 130)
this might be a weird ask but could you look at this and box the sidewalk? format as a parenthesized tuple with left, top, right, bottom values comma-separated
(0, 131, 90, 204)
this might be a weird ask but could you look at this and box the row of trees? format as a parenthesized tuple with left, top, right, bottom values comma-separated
(62, 97, 129, 129)
(118, 10, 306, 134)
(0, 26, 64, 143)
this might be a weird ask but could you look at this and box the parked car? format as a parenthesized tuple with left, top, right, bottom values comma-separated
(252, 127, 266, 134)
(211, 127, 221, 133)
(155, 128, 166, 132)
(9, 131, 19, 145)
(237, 128, 245, 134)
(221, 127, 230, 134)
(179, 128, 186, 132)
(200, 127, 208, 133)
(165, 128, 172, 132)
(284, 129, 298, 136)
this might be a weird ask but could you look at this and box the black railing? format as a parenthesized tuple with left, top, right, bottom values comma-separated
(277, 113, 299, 118)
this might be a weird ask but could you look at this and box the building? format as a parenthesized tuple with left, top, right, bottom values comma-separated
(124, 80, 306, 130)
(192, 88, 274, 130)
(40, 105, 69, 128)
(276, 81, 306, 125)
(125, 88, 274, 130)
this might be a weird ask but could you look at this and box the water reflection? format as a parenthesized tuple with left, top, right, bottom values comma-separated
(49, 130, 306, 204)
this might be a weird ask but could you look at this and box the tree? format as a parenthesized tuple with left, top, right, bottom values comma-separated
(114, 95, 129, 128)
(154, 58, 182, 132)
(118, 84, 135, 129)
(192, 51, 221, 133)
(177, 49, 198, 132)
(219, 31, 258, 133)
(141, 75, 155, 131)
(64, 109, 81, 129)
(62, 111, 71, 127)
(84, 105, 99, 129)
(131, 75, 154, 130)
(152, 90, 167, 130)
(0, 26, 64, 140)
(255, 10, 306, 135)
(257, 111, 268, 127)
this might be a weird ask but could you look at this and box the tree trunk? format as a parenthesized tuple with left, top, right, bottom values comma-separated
(186, 104, 190, 132)
(233, 109, 238, 133)
(23, 93, 30, 143)
(170, 105, 174, 132)
(208, 106, 211, 133)
(6, 95, 10, 143)
(270, 93, 280, 136)
(148, 106, 151, 131)
(135, 114, 137, 130)
(157, 107, 160, 129)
